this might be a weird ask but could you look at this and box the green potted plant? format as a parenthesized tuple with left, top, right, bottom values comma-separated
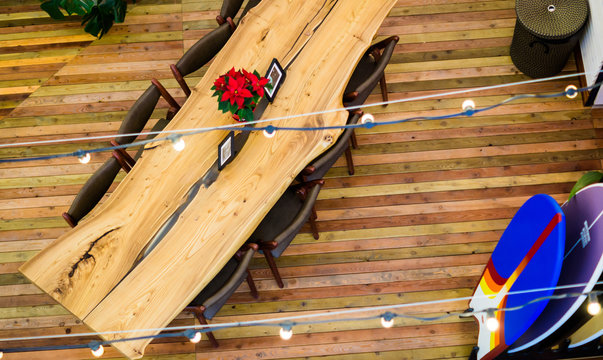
(40, 0, 130, 39)
(568, 171, 603, 200)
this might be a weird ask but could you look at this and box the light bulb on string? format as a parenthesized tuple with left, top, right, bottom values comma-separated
(485, 309, 499, 332)
(78, 152, 91, 164)
(0, 350, 3, 359)
(360, 113, 374, 125)
(587, 292, 601, 316)
(565, 85, 578, 99)
(462, 99, 476, 115)
(279, 325, 293, 340)
(184, 329, 202, 344)
(90, 342, 104, 358)
(380, 312, 395, 328)
(170, 135, 185, 151)
(263, 125, 276, 138)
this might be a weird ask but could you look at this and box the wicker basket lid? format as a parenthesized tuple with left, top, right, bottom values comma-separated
(516, 0, 589, 40)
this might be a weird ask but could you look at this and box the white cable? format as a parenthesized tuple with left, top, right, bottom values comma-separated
(0, 70, 597, 149)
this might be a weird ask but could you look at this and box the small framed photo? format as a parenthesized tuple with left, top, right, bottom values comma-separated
(218, 131, 235, 170)
(264, 58, 286, 102)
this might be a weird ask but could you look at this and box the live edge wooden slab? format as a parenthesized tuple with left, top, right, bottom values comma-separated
(19, 0, 396, 358)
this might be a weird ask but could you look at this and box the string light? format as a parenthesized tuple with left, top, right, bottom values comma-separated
(485, 309, 499, 332)
(90, 342, 104, 358)
(78, 152, 91, 164)
(565, 84, 578, 99)
(360, 113, 374, 125)
(380, 312, 395, 328)
(0, 286, 602, 355)
(587, 293, 601, 316)
(263, 125, 276, 138)
(184, 329, 202, 344)
(462, 99, 476, 115)
(279, 325, 293, 340)
(170, 135, 185, 151)
(0, 351, 3, 359)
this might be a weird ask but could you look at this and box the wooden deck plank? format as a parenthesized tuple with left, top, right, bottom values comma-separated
(0, 0, 601, 358)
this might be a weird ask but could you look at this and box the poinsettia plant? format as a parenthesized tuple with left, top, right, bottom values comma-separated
(212, 68, 272, 122)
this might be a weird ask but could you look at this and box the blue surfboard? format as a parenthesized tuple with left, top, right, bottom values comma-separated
(509, 183, 603, 352)
(470, 194, 565, 360)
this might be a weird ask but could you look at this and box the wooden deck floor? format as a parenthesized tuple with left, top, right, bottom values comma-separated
(1, 0, 602, 359)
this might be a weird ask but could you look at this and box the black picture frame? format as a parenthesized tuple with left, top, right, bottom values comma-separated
(218, 131, 235, 170)
(264, 58, 286, 102)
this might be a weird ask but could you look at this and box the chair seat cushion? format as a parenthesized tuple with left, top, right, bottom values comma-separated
(344, 53, 376, 96)
(188, 257, 238, 307)
(248, 187, 303, 244)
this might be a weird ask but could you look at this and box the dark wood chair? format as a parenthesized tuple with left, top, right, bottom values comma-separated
(170, 22, 236, 98)
(216, 0, 260, 26)
(112, 117, 172, 172)
(343, 35, 399, 107)
(184, 244, 259, 347)
(62, 157, 123, 227)
(342, 36, 398, 153)
(109, 83, 170, 172)
(300, 110, 362, 182)
(247, 182, 322, 288)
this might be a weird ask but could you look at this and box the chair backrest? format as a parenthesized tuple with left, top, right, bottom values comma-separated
(65, 157, 122, 226)
(219, 0, 244, 21)
(198, 247, 256, 319)
(115, 84, 161, 145)
(271, 184, 322, 257)
(175, 22, 234, 77)
(346, 36, 398, 106)
(302, 111, 361, 182)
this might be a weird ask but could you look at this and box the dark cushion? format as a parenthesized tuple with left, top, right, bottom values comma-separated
(175, 22, 234, 77)
(344, 52, 376, 102)
(248, 187, 304, 254)
(220, 0, 244, 20)
(68, 157, 122, 222)
(188, 257, 238, 308)
(301, 112, 360, 182)
(116, 84, 161, 145)
(188, 248, 255, 319)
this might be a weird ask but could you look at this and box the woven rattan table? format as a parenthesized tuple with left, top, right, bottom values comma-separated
(510, 0, 589, 78)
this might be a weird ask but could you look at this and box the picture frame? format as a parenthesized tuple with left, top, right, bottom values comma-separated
(218, 131, 235, 171)
(264, 58, 286, 102)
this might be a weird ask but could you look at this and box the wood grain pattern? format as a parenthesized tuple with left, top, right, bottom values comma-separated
(0, 0, 601, 359)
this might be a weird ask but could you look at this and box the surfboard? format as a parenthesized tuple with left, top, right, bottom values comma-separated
(508, 183, 603, 352)
(469, 194, 565, 360)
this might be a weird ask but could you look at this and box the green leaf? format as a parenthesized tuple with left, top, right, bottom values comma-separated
(40, 0, 66, 19)
(569, 171, 603, 200)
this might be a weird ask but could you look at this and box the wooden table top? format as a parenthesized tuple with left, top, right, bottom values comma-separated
(19, 0, 396, 358)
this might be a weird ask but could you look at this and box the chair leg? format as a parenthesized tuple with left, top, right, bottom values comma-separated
(344, 143, 355, 176)
(186, 306, 219, 348)
(309, 205, 320, 240)
(379, 72, 389, 104)
(170, 64, 191, 98)
(350, 129, 358, 149)
(246, 270, 259, 299)
(151, 78, 181, 112)
(263, 250, 284, 288)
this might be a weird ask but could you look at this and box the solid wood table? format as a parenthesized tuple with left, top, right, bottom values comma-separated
(19, 0, 397, 358)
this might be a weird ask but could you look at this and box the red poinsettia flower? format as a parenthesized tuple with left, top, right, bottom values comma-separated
(221, 76, 253, 108)
(248, 73, 269, 98)
(213, 76, 226, 91)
